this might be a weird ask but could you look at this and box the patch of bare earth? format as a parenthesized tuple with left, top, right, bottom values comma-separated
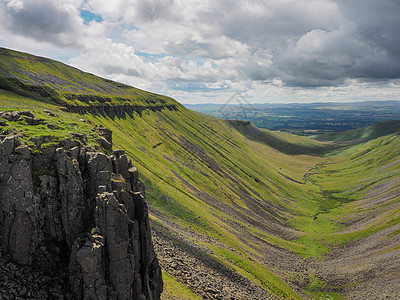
(311, 174, 400, 299)
(149, 205, 309, 300)
(151, 220, 276, 300)
(312, 224, 400, 299)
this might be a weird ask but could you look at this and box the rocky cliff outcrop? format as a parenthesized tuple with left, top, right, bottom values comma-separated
(0, 135, 162, 299)
(63, 104, 178, 119)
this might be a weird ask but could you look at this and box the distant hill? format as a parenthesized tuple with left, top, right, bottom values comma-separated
(226, 119, 330, 155)
(313, 120, 400, 142)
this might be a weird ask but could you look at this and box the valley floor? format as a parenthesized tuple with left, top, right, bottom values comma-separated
(146, 128, 400, 300)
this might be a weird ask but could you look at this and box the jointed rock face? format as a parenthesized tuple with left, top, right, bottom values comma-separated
(0, 135, 162, 299)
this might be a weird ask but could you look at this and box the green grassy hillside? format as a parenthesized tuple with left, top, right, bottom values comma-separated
(0, 47, 177, 107)
(1, 47, 400, 299)
(313, 120, 400, 142)
(227, 120, 331, 155)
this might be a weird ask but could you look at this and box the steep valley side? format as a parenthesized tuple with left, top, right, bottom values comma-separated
(84, 105, 400, 299)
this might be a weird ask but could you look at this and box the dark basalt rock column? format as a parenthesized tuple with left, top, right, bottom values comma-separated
(0, 135, 162, 299)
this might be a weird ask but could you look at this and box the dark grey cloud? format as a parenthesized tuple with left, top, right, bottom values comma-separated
(135, 0, 175, 22)
(189, 0, 400, 86)
(164, 38, 212, 58)
(102, 65, 141, 77)
(165, 37, 246, 60)
(202, 0, 342, 45)
(336, 0, 400, 73)
(0, 0, 83, 47)
(226, 0, 400, 86)
(337, 0, 400, 50)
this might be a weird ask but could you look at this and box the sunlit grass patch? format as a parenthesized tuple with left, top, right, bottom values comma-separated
(161, 271, 202, 300)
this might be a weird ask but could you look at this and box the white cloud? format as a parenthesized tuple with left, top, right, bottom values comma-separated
(1, 0, 400, 104)
(4, 0, 24, 11)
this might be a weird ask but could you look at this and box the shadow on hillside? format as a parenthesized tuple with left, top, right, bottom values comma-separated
(227, 119, 400, 156)
(226, 120, 332, 155)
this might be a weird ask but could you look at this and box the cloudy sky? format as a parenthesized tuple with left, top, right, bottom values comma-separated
(1, 0, 400, 104)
